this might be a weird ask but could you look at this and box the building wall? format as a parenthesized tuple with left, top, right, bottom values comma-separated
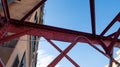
(0, 47, 14, 65)
(5, 7, 43, 67)
(6, 35, 29, 67)
(0, 0, 44, 67)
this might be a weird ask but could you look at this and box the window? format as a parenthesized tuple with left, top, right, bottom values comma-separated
(34, 12, 38, 23)
(12, 55, 19, 67)
(31, 36, 37, 58)
(20, 52, 26, 67)
(31, 36, 36, 52)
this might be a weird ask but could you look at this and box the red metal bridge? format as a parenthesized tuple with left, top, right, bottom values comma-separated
(0, 0, 120, 67)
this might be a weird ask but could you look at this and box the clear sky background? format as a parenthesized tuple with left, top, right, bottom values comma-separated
(37, 0, 120, 67)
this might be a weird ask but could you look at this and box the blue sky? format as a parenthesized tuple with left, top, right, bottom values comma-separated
(37, 0, 120, 67)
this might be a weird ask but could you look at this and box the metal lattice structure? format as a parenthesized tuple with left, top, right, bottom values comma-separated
(0, 0, 120, 67)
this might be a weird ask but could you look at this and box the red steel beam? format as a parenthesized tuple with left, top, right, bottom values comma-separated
(9, 19, 120, 47)
(1, 0, 10, 21)
(109, 50, 113, 67)
(82, 36, 120, 66)
(107, 28, 120, 55)
(0, 26, 32, 44)
(100, 12, 120, 36)
(97, 39, 108, 53)
(93, 45, 120, 66)
(117, 12, 120, 22)
(90, 0, 96, 36)
(20, 0, 47, 21)
(0, 23, 9, 38)
(107, 32, 116, 38)
(0, 19, 119, 46)
(45, 38, 80, 67)
(48, 37, 80, 67)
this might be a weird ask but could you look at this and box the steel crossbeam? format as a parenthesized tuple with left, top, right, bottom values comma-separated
(48, 36, 80, 67)
(45, 38, 80, 67)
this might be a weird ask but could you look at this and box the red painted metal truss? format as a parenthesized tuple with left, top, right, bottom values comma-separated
(0, 0, 120, 67)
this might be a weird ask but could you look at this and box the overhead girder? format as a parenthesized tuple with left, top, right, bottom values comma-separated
(1, 19, 118, 47)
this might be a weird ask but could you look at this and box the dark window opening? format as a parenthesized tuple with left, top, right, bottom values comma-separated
(34, 12, 38, 23)
(20, 52, 26, 67)
(12, 55, 19, 67)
